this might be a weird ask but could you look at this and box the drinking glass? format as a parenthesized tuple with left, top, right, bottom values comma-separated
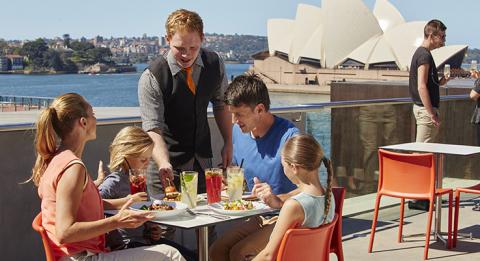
(180, 171, 198, 208)
(227, 166, 244, 201)
(444, 64, 450, 78)
(205, 168, 223, 204)
(471, 60, 478, 72)
(129, 169, 147, 194)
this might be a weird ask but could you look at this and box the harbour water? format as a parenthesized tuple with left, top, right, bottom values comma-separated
(0, 63, 329, 107)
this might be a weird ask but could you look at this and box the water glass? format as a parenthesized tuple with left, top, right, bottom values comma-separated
(444, 64, 450, 78)
(227, 166, 244, 201)
(205, 168, 223, 204)
(471, 60, 478, 72)
(180, 171, 198, 208)
(129, 169, 147, 194)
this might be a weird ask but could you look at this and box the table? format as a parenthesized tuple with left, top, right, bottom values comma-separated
(106, 197, 277, 261)
(380, 142, 480, 244)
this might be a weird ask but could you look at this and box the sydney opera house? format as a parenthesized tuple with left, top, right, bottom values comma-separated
(252, 0, 468, 86)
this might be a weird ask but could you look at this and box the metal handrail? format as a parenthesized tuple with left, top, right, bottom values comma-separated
(0, 94, 471, 131)
(0, 95, 54, 112)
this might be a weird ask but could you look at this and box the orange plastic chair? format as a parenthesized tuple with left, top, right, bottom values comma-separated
(453, 183, 480, 247)
(277, 214, 338, 261)
(330, 187, 345, 261)
(368, 149, 453, 260)
(32, 213, 56, 261)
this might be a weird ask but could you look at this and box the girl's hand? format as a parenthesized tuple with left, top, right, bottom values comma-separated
(114, 199, 153, 229)
(252, 177, 283, 209)
(129, 192, 148, 203)
(149, 224, 163, 241)
(94, 160, 106, 187)
(472, 70, 479, 79)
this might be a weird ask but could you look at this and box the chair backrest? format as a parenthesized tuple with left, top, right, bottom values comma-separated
(32, 213, 56, 261)
(378, 149, 436, 198)
(277, 214, 338, 261)
(330, 187, 345, 253)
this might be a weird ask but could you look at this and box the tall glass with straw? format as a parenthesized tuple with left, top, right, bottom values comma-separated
(180, 171, 198, 208)
(227, 166, 244, 201)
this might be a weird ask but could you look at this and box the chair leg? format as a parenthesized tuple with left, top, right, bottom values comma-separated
(453, 190, 461, 248)
(424, 198, 435, 260)
(336, 244, 344, 261)
(398, 198, 405, 243)
(368, 194, 382, 253)
(447, 192, 453, 249)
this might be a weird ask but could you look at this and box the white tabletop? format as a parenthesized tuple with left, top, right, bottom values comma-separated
(105, 201, 277, 230)
(381, 142, 480, 156)
(151, 202, 276, 229)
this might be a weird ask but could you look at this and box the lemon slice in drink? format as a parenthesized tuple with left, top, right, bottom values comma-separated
(182, 174, 195, 183)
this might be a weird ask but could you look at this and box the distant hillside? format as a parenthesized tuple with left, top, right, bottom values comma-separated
(465, 48, 480, 64)
(203, 33, 267, 63)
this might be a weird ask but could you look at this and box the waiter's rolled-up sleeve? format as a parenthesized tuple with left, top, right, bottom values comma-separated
(138, 69, 166, 133)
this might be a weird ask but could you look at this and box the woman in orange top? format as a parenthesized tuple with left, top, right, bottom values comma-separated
(30, 93, 184, 261)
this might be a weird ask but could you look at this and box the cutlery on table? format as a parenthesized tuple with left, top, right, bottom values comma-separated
(185, 209, 230, 220)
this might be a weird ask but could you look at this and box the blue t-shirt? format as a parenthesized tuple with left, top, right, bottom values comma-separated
(232, 115, 299, 195)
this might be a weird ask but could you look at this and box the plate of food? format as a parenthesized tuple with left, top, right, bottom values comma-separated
(208, 200, 266, 216)
(130, 200, 187, 219)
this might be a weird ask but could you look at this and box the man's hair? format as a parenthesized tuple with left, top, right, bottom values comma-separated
(224, 74, 271, 111)
(424, 19, 447, 38)
(165, 9, 204, 39)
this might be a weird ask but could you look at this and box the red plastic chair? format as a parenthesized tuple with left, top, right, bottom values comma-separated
(330, 187, 345, 261)
(453, 183, 480, 247)
(32, 213, 56, 261)
(368, 149, 453, 260)
(277, 214, 338, 261)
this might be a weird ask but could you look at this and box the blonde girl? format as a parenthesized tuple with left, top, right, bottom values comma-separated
(253, 134, 335, 261)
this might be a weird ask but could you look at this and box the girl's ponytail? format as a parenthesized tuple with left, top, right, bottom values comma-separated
(30, 107, 58, 186)
(322, 156, 334, 223)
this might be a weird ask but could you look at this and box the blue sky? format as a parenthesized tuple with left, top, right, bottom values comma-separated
(1, 0, 478, 48)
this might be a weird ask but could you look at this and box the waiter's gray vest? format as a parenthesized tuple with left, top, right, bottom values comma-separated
(148, 49, 222, 167)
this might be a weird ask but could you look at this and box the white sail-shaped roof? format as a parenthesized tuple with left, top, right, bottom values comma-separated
(432, 45, 469, 67)
(383, 21, 426, 70)
(373, 0, 405, 33)
(265, 0, 468, 70)
(340, 35, 382, 65)
(340, 34, 397, 67)
(322, 0, 383, 68)
(267, 19, 294, 56)
(288, 4, 323, 63)
(299, 25, 324, 62)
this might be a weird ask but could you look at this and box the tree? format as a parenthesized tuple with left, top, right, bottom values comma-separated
(63, 34, 71, 48)
(87, 47, 112, 63)
(21, 38, 48, 69)
(0, 39, 8, 54)
(43, 49, 65, 71)
(70, 41, 94, 52)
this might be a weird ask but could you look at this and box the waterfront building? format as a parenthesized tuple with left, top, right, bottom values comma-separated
(253, 0, 468, 86)
(5, 54, 24, 70)
(0, 56, 8, 71)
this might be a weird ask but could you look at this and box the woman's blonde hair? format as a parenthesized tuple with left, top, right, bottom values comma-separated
(281, 134, 334, 222)
(108, 126, 153, 172)
(30, 93, 90, 186)
(165, 9, 203, 39)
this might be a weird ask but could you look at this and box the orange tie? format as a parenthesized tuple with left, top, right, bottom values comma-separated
(185, 67, 196, 95)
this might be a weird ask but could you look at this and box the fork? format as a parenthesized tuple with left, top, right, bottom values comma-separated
(185, 208, 231, 220)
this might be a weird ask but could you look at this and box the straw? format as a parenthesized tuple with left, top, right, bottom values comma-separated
(239, 158, 244, 168)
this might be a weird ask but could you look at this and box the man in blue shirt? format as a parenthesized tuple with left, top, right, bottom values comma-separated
(209, 74, 299, 261)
